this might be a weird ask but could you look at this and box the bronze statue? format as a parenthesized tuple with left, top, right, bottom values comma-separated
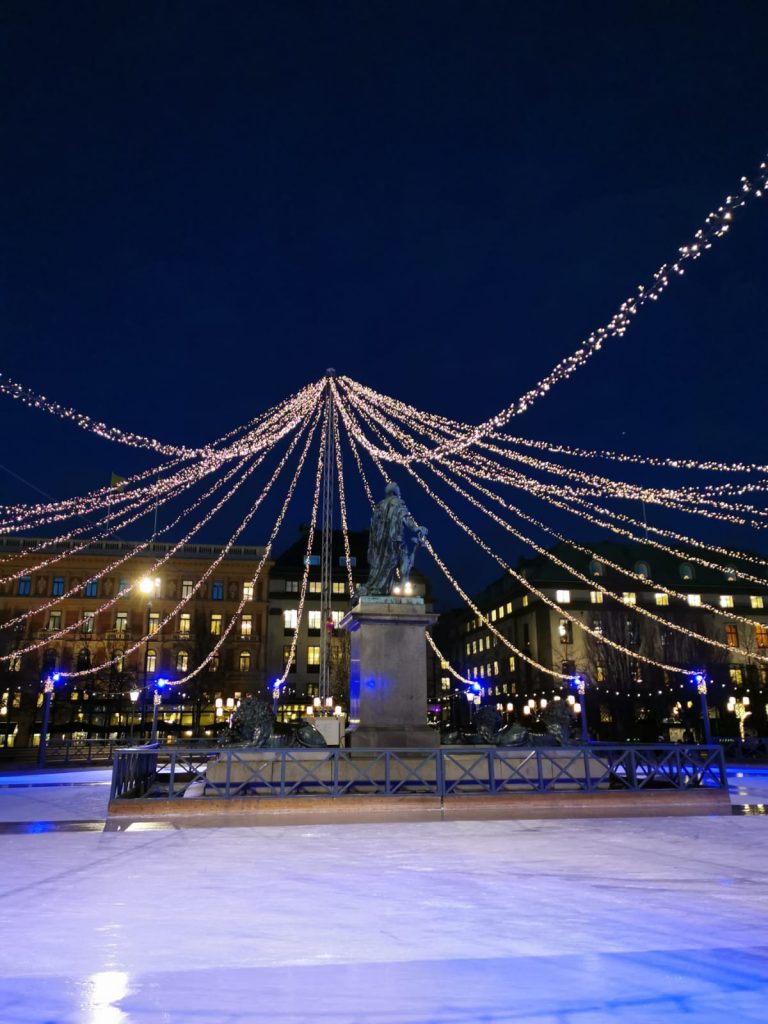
(358, 482, 427, 597)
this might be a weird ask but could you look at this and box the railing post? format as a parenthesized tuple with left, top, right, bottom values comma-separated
(436, 749, 445, 798)
(225, 750, 232, 798)
(332, 749, 339, 797)
(535, 749, 544, 791)
(487, 749, 495, 795)
(279, 750, 287, 797)
(583, 748, 592, 792)
(384, 750, 391, 795)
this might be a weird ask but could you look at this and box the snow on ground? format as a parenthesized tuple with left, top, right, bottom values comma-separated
(0, 766, 766, 1023)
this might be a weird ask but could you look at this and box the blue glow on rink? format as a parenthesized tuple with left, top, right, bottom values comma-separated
(0, 766, 767, 1023)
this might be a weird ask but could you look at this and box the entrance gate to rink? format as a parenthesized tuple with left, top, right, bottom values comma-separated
(110, 743, 727, 802)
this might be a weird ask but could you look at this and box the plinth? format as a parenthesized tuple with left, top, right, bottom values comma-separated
(340, 596, 439, 748)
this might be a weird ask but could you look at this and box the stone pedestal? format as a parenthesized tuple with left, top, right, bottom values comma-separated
(340, 597, 439, 748)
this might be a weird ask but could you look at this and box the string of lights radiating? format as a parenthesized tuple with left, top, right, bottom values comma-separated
(332, 403, 355, 596)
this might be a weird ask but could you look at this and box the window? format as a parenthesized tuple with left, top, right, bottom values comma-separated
(725, 624, 739, 647)
(485, 636, 491, 651)
(465, 642, 471, 656)
(750, 595, 764, 610)
(304, 555, 320, 567)
(634, 561, 650, 578)
(182, 579, 194, 599)
(179, 613, 191, 638)
(729, 667, 743, 686)
(84, 580, 98, 598)
(506, 602, 513, 615)
(17, 576, 31, 597)
(82, 613, 95, 634)
(308, 610, 321, 634)
(491, 609, 497, 622)
(9, 655, 21, 673)
(309, 581, 321, 594)
(118, 578, 129, 594)
(555, 590, 570, 604)
(76, 648, 91, 671)
(243, 582, 254, 601)
(724, 567, 737, 583)
(43, 650, 57, 673)
(655, 593, 669, 607)
(211, 582, 224, 601)
(688, 594, 701, 607)
(622, 592, 636, 605)
(239, 650, 251, 672)
(210, 614, 222, 636)
(592, 618, 603, 636)
(115, 612, 128, 634)
(756, 624, 768, 649)
(146, 649, 157, 673)
(340, 556, 357, 568)
(52, 576, 65, 597)
(590, 591, 603, 605)
(441, 677, 450, 692)
(679, 563, 695, 581)
(508, 656, 515, 671)
(332, 581, 345, 595)
(176, 650, 189, 672)
(148, 612, 160, 634)
(479, 665, 485, 679)
(241, 614, 252, 639)
(493, 661, 499, 676)
(307, 645, 320, 671)
(330, 609, 343, 628)
(497, 606, 505, 619)
(471, 639, 478, 655)
(589, 560, 605, 577)
(286, 580, 299, 593)
(558, 620, 573, 644)
(521, 595, 529, 608)
(596, 666, 605, 682)
(210, 653, 220, 672)
(283, 609, 298, 633)
(282, 645, 296, 672)
(720, 595, 734, 609)
(48, 611, 62, 631)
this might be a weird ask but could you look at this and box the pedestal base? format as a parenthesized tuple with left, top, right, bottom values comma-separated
(340, 596, 439, 749)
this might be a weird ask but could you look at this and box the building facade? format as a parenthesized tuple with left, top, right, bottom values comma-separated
(0, 536, 271, 745)
(435, 541, 768, 741)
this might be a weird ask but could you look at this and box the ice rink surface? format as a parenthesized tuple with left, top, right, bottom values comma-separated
(1, 766, 767, 1024)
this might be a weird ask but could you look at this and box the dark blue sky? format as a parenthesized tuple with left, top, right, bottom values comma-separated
(2, 2, 767, 603)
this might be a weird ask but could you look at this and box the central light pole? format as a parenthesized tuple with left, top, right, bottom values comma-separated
(573, 675, 588, 743)
(138, 575, 161, 742)
(693, 672, 713, 745)
(150, 678, 168, 743)
(37, 672, 60, 767)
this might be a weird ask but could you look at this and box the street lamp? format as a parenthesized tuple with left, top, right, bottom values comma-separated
(37, 672, 60, 767)
(151, 678, 168, 743)
(693, 672, 713, 745)
(129, 688, 140, 740)
(727, 694, 751, 745)
(572, 676, 589, 743)
(138, 575, 161, 741)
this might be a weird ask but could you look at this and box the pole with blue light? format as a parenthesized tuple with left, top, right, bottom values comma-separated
(693, 672, 712, 745)
(151, 678, 168, 743)
(574, 675, 588, 744)
(37, 672, 60, 767)
(272, 679, 282, 719)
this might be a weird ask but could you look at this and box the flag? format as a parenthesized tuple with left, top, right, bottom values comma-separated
(110, 473, 127, 491)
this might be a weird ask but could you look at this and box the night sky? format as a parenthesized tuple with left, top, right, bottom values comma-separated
(2, 2, 767, 606)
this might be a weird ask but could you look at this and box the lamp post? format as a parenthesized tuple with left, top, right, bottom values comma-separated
(727, 694, 751, 747)
(572, 675, 589, 743)
(37, 672, 60, 767)
(129, 688, 140, 739)
(138, 576, 161, 742)
(693, 673, 713, 745)
(151, 678, 168, 743)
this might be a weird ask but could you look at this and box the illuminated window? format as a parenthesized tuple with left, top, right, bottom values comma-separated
(506, 602, 513, 614)
(654, 593, 669, 607)
(491, 609, 497, 622)
(465, 642, 471, 656)
(243, 582, 254, 601)
(17, 576, 31, 597)
(688, 594, 701, 607)
(592, 618, 603, 636)
(622, 592, 636, 605)
(148, 612, 160, 634)
(210, 614, 222, 636)
(115, 612, 128, 634)
(114, 651, 124, 673)
(497, 606, 505, 619)
(756, 624, 768, 649)
(729, 667, 743, 686)
(471, 639, 477, 654)
(282, 646, 295, 672)
(238, 614, 252, 639)
(559, 620, 573, 644)
(493, 661, 499, 676)
(176, 650, 189, 672)
(479, 665, 485, 678)
(441, 677, 450, 692)
(720, 595, 734, 609)
(332, 581, 345, 594)
(555, 590, 570, 604)
(596, 666, 605, 682)
(521, 595, 529, 608)
(508, 656, 515, 671)
(84, 580, 98, 598)
(679, 563, 695, 581)
(211, 582, 224, 601)
(179, 613, 191, 638)
(331, 610, 343, 627)
(146, 649, 157, 672)
(48, 610, 61, 631)
(181, 579, 194, 599)
(750, 595, 764, 610)
(239, 650, 251, 673)
(308, 610, 321, 633)
(52, 576, 65, 596)
(210, 653, 220, 672)
(309, 581, 321, 594)
(284, 609, 298, 632)
(9, 655, 21, 673)
(82, 613, 95, 634)
(307, 646, 320, 670)
(725, 624, 739, 647)
(590, 591, 603, 604)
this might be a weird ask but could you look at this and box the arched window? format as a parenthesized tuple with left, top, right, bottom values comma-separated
(634, 561, 650, 579)
(724, 567, 737, 583)
(679, 563, 695, 581)
(589, 560, 605, 578)
(76, 648, 91, 671)
(176, 650, 189, 673)
(146, 649, 157, 673)
(239, 650, 251, 673)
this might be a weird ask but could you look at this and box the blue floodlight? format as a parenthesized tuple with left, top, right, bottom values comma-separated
(471, 681, 481, 693)
(51, 673, 61, 683)
(692, 672, 705, 684)
(156, 678, 169, 689)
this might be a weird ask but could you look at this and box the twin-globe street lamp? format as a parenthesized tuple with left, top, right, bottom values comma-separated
(137, 575, 162, 742)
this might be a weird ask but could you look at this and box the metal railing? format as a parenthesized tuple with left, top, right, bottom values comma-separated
(0, 738, 125, 766)
(110, 743, 727, 802)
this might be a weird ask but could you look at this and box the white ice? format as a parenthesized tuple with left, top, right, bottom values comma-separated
(0, 766, 767, 1023)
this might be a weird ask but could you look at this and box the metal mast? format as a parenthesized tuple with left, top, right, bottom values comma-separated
(319, 369, 336, 701)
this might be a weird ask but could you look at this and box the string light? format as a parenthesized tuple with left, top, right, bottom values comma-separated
(332, 403, 355, 595)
